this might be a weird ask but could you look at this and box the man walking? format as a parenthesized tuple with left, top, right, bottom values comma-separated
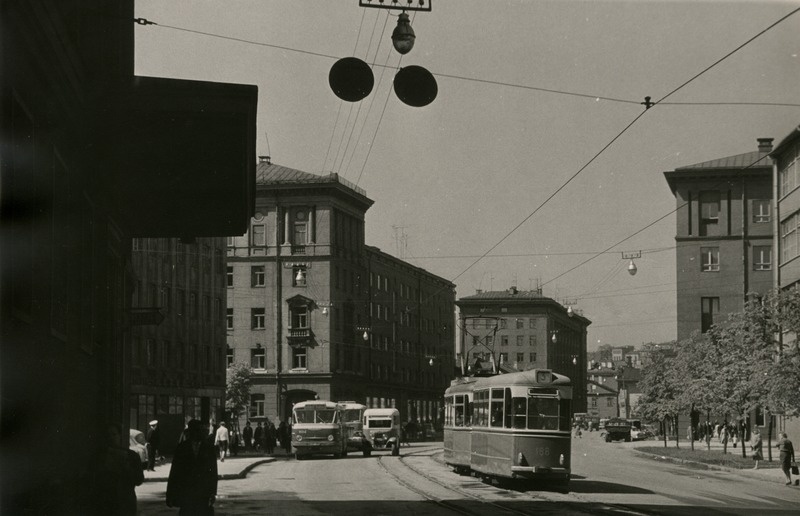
(146, 420, 160, 471)
(214, 421, 230, 462)
(167, 419, 217, 515)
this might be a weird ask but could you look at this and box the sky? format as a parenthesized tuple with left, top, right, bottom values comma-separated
(134, 0, 800, 351)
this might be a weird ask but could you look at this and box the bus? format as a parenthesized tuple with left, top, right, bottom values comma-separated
(291, 400, 347, 460)
(443, 369, 572, 491)
(337, 401, 370, 455)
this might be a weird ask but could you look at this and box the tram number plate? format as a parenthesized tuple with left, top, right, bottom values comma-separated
(534, 447, 550, 456)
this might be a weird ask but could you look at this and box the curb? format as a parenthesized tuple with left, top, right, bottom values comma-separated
(632, 449, 779, 485)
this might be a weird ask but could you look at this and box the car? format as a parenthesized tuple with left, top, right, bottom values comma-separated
(129, 429, 148, 467)
(631, 427, 655, 441)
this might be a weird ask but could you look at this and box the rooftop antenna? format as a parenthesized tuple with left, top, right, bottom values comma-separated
(264, 131, 272, 159)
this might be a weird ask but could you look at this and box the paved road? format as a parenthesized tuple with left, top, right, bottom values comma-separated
(135, 436, 799, 515)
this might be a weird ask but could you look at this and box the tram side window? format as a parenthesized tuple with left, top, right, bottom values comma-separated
(527, 397, 559, 430)
(467, 400, 473, 426)
(511, 397, 527, 429)
(455, 395, 465, 426)
(475, 390, 487, 426)
(490, 389, 504, 427)
(504, 388, 513, 428)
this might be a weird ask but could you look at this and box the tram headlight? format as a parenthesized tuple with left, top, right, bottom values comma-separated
(327, 434, 335, 442)
(517, 452, 528, 466)
(559, 453, 565, 466)
(296, 435, 303, 442)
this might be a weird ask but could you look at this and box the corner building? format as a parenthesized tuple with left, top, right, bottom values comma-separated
(456, 288, 590, 413)
(227, 160, 455, 425)
(664, 139, 775, 340)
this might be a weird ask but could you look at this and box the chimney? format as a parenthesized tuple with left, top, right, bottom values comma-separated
(757, 138, 773, 153)
(258, 155, 271, 164)
(508, 286, 518, 295)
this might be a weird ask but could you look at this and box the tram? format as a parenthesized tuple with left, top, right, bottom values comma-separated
(443, 369, 572, 490)
(291, 400, 347, 459)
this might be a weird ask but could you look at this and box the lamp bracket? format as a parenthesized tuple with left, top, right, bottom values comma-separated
(359, 0, 432, 12)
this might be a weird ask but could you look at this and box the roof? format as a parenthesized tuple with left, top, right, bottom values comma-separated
(459, 288, 545, 301)
(256, 162, 369, 198)
(675, 150, 772, 171)
(587, 379, 617, 395)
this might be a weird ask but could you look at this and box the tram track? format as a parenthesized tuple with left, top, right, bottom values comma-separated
(377, 446, 654, 516)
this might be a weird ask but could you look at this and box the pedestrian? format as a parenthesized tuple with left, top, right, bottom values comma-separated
(93, 423, 144, 516)
(243, 421, 253, 451)
(265, 419, 277, 455)
(146, 420, 160, 471)
(166, 419, 218, 515)
(278, 419, 291, 455)
(230, 429, 239, 456)
(774, 432, 797, 486)
(214, 421, 229, 462)
(719, 425, 727, 447)
(750, 428, 763, 470)
(687, 424, 693, 441)
(253, 422, 264, 453)
(574, 424, 582, 439)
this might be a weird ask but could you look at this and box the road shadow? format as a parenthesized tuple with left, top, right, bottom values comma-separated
(559, 479, 654, 495)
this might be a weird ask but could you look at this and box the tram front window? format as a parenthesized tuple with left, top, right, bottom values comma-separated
(527, 397, 560, 430)
(511, 397, 527, 429)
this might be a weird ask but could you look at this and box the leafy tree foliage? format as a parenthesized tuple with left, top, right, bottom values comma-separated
(225, 362, 253, 430)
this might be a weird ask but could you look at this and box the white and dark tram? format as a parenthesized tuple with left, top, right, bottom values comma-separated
(443, 369, 572, 490)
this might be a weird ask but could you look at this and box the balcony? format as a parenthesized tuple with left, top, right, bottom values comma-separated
(287, 327, 313, 346)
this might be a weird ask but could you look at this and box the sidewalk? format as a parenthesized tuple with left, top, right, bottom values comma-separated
(143, 453, 279, 483)
(626, 433, 789, 486)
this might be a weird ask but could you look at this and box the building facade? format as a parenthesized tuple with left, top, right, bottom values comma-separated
(455, 288, 590, 413)
(1, 1, 257, 512)
(226, 161, 455, 427)
(664, 138, 775, 340)
(129, 237, 228, 452)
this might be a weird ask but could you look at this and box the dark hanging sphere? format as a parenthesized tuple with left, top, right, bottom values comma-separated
(393, 65, 437, 107)
(329, 57, 374, 102)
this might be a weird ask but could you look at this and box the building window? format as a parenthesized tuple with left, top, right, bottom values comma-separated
(753, 245, 772, 271)
(529, 318, 536, 329)
(516, 335, 523, 346)
(607, 398, 614, 407)
(529, 335, 536, 346)
(227, 266, 234, 287)
(290, 306, 308, 329)
(293, 222, 307, 245)
(252, 265, 265, 287)
(293, 265, 307, 287)
(146, 339, 157, 367)
(250, 394, 265, 418)
(699, 190, 720, 236)
(226, 308, 233, 330)
(700, 247, 720, 272)
(227, 236, 235, 247)
(292, 347, 307, 369)
(779, 144, 800, 196)
(499, 352, 508, 363)
(500, 319, 507, 329)
(530, 352, 537, 362)
(781, 212, 799, 263)
(701, 297, 720, 333)
(515, 318, 524, 329)
(251, 346, 265, 369)
(486, 335, 493, 347)
(251, 308, 266, 330)
(753, 200, 771, 223)
(251, 224, 266, 246)
(516, 352, 524, 363)
(226, 347, 234, 367)
(501, 336, 508, 346)
(591, 398, 598, 408)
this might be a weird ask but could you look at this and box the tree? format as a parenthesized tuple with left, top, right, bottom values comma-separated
(225, 363, 253, 432)
(636, 343, 683, 448)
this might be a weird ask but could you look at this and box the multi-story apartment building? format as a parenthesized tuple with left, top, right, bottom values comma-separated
(129, 237, 228, 451)
(773, 126, 800, 297)
(1, 2, 257, 512)
(664, 138, 775, 340)
(227, 160, 455, 426)
(455, 287, 590, 413)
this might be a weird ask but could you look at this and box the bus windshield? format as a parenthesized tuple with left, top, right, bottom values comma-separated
(294, 408, 338, 424)
(342, 409, 363, 424)
(367, 419, 392, 429)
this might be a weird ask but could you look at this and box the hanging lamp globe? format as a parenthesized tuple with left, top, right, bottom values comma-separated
(391, 12, 415, 54)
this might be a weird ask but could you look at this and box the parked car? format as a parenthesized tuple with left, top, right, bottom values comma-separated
(631, 427, 655, 441)
(129, 429, 148, 468)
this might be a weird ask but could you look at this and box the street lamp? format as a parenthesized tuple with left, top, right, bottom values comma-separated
(391, 12, 415, 54)
(622, 251, 641, 276)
